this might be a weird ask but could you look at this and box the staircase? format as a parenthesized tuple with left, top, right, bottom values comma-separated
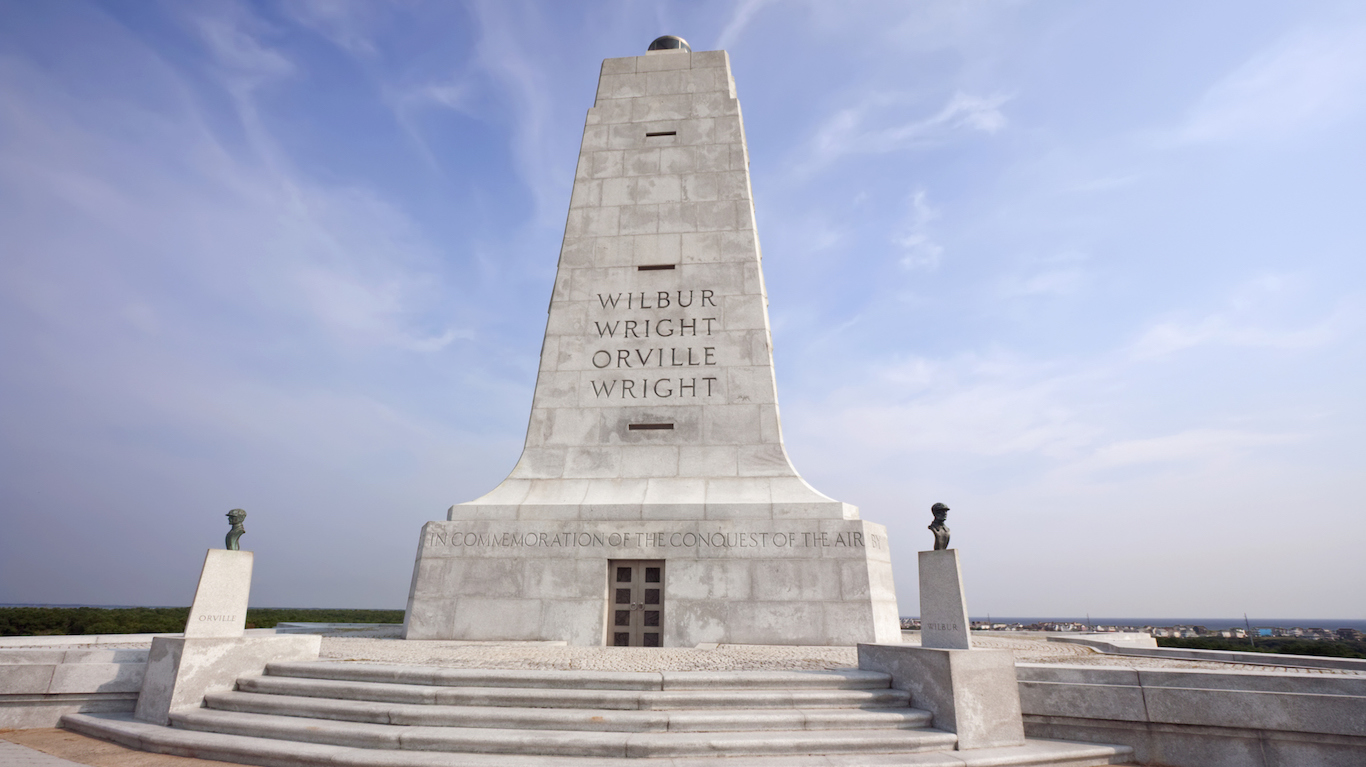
(63, 661, 1133, 765)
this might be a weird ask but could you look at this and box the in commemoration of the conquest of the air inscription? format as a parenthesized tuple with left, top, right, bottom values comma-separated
(405, 44, 901, 647)
(426, 528, 887, 551)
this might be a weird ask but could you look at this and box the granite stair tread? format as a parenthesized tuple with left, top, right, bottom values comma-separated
(63, 711, 1136, 766)
(205, 690, 935, 731)
(265, 662, 896, 690)
(238, 674, 913, 710)
(170, 708, 961, 757)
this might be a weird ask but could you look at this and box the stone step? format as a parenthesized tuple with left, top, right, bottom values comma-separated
(264, 662, 893, 690)
(64, 711, 1136, 766)
(205, 690, 935, 732)
(238, 674, 913, 710)
(170, 708, 960, 758)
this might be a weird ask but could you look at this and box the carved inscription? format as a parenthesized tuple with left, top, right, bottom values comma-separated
(197, 614, 238, 622)
(591, 290, 720, 399)
(426, 529, 888, 551)
(924, 622, 959, 631)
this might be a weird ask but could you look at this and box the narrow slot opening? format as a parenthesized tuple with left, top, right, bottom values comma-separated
(645, 131, 677, 137)
(628, 423, 674, 431)
(636, 264, 676, 271)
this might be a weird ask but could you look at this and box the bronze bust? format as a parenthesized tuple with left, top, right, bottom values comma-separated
(225, 508, 247, 550)
(929, 502, 950, 550)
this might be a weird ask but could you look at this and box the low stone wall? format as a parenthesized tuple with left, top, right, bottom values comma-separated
(0, 648, 147, 728)
(1017, 663, 1366, 767)
(0, 633, 174, 648)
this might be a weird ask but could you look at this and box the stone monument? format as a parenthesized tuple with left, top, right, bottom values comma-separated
(920, 503, 970, 650)
(858, 504, 1026, 750)
(404, 38, 901, 647)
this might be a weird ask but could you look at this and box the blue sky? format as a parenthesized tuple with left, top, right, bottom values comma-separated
(1, 1, 1362, 621)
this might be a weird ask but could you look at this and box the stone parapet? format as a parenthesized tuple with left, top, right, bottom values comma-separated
(0, 647, 146, 729)
(1017, 663, 1366, 766)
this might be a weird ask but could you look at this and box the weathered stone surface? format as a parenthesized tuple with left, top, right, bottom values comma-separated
(405, 47, 900, 646)
(133, 635, 320, 725)
(406, 519, 899, 646)
(917, 550, 970, 650)
(0, 646, 149, 728)
(1017, 663, 1366, 767)
(858, 644, 1026, 750)
(62, 709, 1137, 767)
(184, 550, 252, 639)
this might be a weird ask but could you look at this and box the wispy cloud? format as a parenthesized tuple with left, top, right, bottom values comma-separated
(1177, 18, 1366, 143)
(1, 8, 471, 356)
(464, 0, 569, 225)
(996, 268, 1086, 298)
(1129, 276, 1345, 359)
(1131, 315, 1339, 359)
(715, 0, 774, 50)
(796, 351, 1103, 460)
(192, 5, 296, 95)
(281, 0, 380, 56)
(894, 189, 944, 270)
(801, 90, 1009, 174)
(1063, 428, 1301, 475)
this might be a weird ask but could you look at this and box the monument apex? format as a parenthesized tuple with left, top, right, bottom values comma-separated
(404, 43, 901, 647)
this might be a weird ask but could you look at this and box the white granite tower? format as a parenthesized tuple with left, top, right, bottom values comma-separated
(405, 41, 901, 646)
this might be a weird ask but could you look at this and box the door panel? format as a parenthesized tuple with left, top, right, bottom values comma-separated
(608, 560, 664, 647)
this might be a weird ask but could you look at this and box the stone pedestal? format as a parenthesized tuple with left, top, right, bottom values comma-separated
(858, 644, 1025, 750)
(133, 635, 320, 724)
(918, 549, 970, 649)
(855, 548, 1024, 750)
(184, 550, 252, 638)
(134, 547, 320, 724)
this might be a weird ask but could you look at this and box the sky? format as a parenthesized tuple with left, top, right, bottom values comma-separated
(1, 0, 1363, 622)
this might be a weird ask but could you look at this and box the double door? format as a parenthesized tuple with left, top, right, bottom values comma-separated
(609, 560, 664, 647)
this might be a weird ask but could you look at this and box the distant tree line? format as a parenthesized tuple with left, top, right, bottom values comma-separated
(0, 607, 405, 636)
(1157, 636, 1366, 660)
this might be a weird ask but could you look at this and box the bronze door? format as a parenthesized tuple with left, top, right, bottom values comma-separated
(609, 560, 664, 647)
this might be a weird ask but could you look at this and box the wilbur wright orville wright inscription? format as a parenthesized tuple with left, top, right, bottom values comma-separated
(403, 39, 901, 647)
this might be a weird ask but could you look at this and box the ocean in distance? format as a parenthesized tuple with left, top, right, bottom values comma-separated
(964, 617, 1366, 632)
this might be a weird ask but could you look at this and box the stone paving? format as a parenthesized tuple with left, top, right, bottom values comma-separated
(6, 630, 1361, 675)
(0, 740, 86, 767)
(968, 635, 1366, 674)
(0, 729, 209, 766)
(312, 633, 1366, 674)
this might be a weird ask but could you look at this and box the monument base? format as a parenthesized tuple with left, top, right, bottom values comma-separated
(405, 516, 900, 646)
(134, 635, 320, 725)
(857, 644, 1025, 750)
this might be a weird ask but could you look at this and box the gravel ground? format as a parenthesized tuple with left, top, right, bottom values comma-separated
(319, 638, 861, 671)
